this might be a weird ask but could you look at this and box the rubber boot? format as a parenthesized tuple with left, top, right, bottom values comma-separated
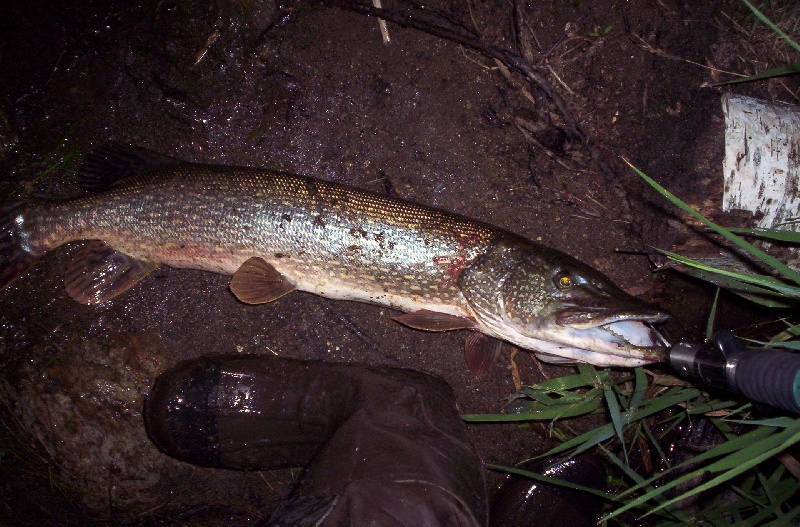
(145, 356, 488, 527)
(489, 454, 606, 527)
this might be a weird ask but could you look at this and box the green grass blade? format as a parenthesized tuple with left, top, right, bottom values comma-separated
(725, 227, 800, 243)
(643, 429, 800, 518)
(742, 0, 800, 54)
(727, 416, 798, 427)
(706, 287, 720, 340)
(603, 383, 626, 461)
(685, 398, 741, 415)
(522, 373, 592, 392)
(600, 446, 691, 522)
(510, 401, 603, 420)
(711, 62, 800, 86)
(659, 249, 800, 297)
(763, 506, 800, 527)
(685, 269, 795, 307)
(614, 425, 777, 499)
(770, 321, 800, 343)
(765, 340, 800, 350)
(630, 367, 647, 410)
(486, 464, 617, 501)
(675, 266, 798, 307)
(629, 162, 800, 285)
(641, 419, 671, 469)
(462, 405, 592, 422)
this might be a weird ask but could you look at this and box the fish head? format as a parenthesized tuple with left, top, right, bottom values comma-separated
(460, 236, 669, 367)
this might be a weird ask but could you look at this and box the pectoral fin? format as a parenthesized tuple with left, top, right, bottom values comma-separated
(230, 257, 296, 304)
(65, 241, 159, 305)
(392, 310, 478, 332)
(464, 332, 503, 377)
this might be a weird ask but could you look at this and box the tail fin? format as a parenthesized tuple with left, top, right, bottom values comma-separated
(0, 203, 39, 291)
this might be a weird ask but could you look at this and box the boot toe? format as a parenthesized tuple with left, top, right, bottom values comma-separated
(144, 357, 222, 467)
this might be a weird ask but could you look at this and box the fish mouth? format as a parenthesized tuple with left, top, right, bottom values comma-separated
(524, 317, 670, 367)
(541, 305, 671, 365)
(481, 306, 671, 367)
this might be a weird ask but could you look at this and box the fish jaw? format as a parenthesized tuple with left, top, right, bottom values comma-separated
(472, 306, 669, 367)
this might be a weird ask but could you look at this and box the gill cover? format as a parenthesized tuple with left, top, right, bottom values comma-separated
(458, 235, 569, 332)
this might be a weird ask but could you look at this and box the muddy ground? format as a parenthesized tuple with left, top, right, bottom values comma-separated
(0, 0, 796, 525)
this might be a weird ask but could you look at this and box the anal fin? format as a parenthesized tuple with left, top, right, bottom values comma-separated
(230, 257, 296, 304)
(65, 241, 159, 305)
(392, 310, 478, 332)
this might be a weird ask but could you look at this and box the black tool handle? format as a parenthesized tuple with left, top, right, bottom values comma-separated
(669, 332, 800, 414)
(728, 344, 800, 414)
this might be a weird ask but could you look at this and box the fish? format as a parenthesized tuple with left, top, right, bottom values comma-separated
(0, 145, 669, 372)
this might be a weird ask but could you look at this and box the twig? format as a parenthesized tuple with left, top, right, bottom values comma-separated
(513, 0, 536, 64)
(399, 0, 480, 37)
(322, 0, 587, 144)
(192, 30, 220, 67)
(545, 64, 575, 96)
(630, 32, 744, 79)
(495, 59, 537, 106)
(508, 348, 522, 391)
(372, 0, 391, 43)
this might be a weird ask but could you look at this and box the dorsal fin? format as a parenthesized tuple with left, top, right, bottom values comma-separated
(75, 144, 178, 191)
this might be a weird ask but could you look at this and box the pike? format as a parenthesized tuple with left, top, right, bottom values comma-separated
(0, 146, 668, 372)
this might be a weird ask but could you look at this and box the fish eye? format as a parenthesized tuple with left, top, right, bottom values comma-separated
(554, 271, 574, 289)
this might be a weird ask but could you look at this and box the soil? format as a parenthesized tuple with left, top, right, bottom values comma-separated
(0, 0, 796, 525)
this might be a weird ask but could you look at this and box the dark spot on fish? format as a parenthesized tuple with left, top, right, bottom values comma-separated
(388, 241, 395, 251)
(282, 214, 292, 222)
(349, 227, 368, 238)
(374, 232, 386, 250)
(313, 215, 325, 228)
(346, 245, 361, 252)
(274, 253, 288, 259)
(180, 244, 185, 249)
